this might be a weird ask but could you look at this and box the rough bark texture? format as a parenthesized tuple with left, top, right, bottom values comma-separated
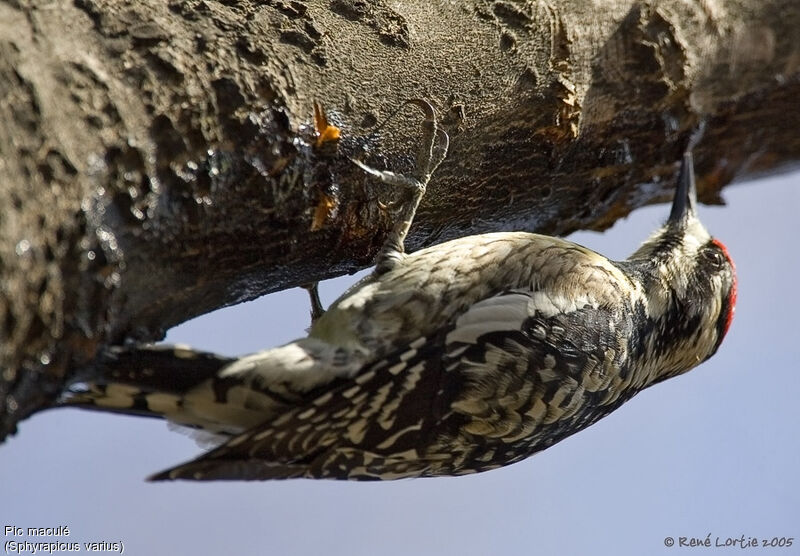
(1, 0, 799, 440)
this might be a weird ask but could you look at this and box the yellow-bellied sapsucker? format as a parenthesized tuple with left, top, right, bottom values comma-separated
(65, 104, 737, 481)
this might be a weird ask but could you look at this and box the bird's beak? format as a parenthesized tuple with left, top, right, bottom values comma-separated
(668, 152, 698, 224)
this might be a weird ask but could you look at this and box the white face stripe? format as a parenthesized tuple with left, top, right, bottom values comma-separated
(630, 213, 711, 256)
(629, 214, 714, 318)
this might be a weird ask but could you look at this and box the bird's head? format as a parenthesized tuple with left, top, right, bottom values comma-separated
(628, 153, 737, 378)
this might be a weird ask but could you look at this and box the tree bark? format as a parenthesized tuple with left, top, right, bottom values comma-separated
(1, 0, 799, 440)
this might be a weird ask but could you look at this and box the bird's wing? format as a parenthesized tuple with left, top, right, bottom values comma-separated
(150, 290, 632, 481)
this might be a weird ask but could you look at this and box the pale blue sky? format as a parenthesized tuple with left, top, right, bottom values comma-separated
(2, 172, 798, 555)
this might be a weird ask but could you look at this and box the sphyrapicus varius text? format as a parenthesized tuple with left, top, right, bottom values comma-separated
(65, 103, 737, 481)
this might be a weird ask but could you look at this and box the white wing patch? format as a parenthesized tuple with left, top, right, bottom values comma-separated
(446, 290, 600, 346)
(446, 293, 533, 345)
(219, 337, 363, 392)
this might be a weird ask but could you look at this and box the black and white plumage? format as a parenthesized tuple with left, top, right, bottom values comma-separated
(65, 112, 736, 480)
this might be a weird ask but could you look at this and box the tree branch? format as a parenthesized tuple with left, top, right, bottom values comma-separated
(2, 0, 799, 439)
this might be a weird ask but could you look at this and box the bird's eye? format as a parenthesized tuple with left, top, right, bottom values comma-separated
(703, 247, 724, 268)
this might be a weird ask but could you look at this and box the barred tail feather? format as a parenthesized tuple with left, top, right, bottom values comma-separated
(61, 344, 234, 422)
